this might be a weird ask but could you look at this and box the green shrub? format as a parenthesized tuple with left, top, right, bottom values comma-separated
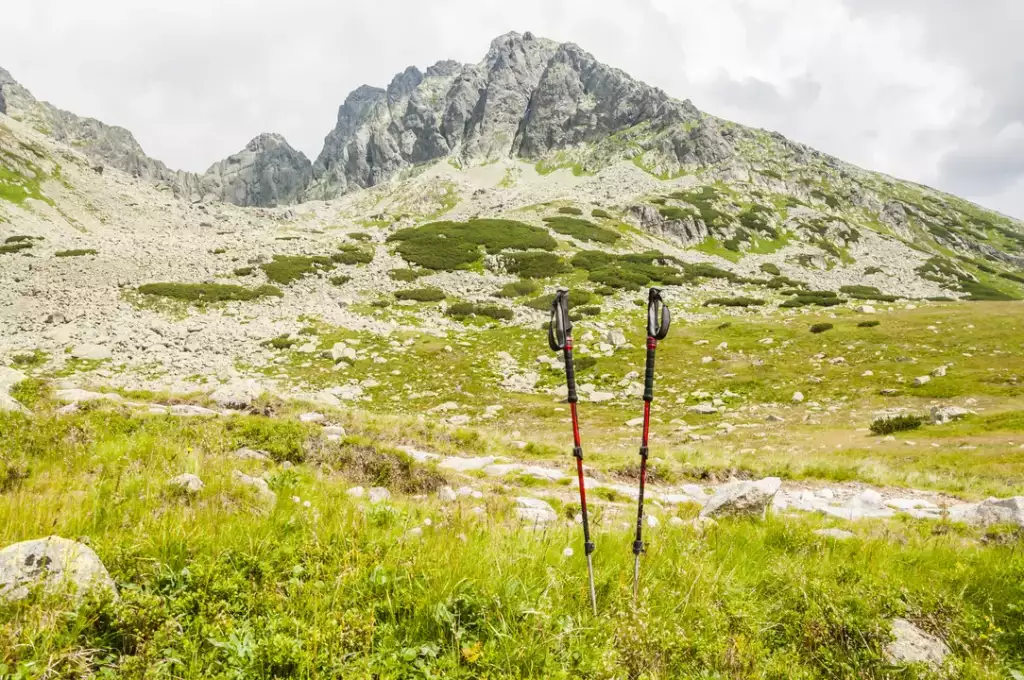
(594, 286, 616, 296)
(330, 275, 351, 286)
(524, 291, 594, 311)
(999, 271, 1024, 284)
(55, 249, 98, 257)
(0, 242, 33, 255)
(348, 232, 372, 241)
(781, 291, 847, 308)
(574, 356, 597, 372)
(864, 266, 884, 276)
(261, 255, 335, 285)
(840, 285, 898, 302)
(210, 248, 227, 255)
(870, 415, 923, 436)
(543, 216, 620, 244)
(332, 245, 374, 265)
(496, 280, 539, 298)
(233, 267, 254, 276)
(557, 206, 583, 215)
(446, 302, 514, 321)
(810, 323, 834, 334)
(591, 208, 611, 219)
(658, 206, 692, 221)
(262, 335, 298, 350)
(704, 297, 766, 308)
(962, 281, 1016, 301)
(389, 268, 429, 282)
(858, 320, 881, 328)
(138, 282, 283, 303)
(502, 251, 571, 279)
(759, 263, 781, 276)
(388, 219, 557, 270)
(4, 235, 34, 244)
(395, 287, 446, 302)
(371, 299, 391, 308)
(574, 305, 602, 317)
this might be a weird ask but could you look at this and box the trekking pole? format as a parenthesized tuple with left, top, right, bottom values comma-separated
(632, 287, 671, 602)
(549, 289, 597, 615)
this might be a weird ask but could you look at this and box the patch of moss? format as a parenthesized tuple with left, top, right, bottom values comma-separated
(137, 282, 283, 303)
(395, 287, 446, 302)
(543, 216, 621, 244)
(55, 249, 98, 258)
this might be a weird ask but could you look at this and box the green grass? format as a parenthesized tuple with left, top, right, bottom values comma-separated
(55, 249, 98, 258)
(332, 244, 374, 266)
(0, 407, 1023, 677)
(495, 280, 539, 298)
(260, 255, 335, 285)
(137, 283, 283, 303)
(557, 206, 583, 216)
(0, 242, 33, 255)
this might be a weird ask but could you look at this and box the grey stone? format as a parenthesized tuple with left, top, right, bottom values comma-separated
(515, 497, 558, 523)
(71, 344, 112, 361)
(814, 528, 854, 541)
(0, 536, 116, 602)
(949, 496, 1024, 528)
(930, 405, 970, 425)
(884, 619, 949, 670)
(233, 447, 271, 462)
(210, 379, 264, 410)
(699, 478, 781, 519)
(169, 404, 219, 417)
(368, 487, 391, 504)
(232, 471, 277, 504)
(54, 389, 123, 404)
(438, 486, 458, 503)
(169, 473, 204, 494)
(912, 376, 931, 387)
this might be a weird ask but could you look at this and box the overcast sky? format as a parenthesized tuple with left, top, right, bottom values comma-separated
(3, 0, 1022, 219)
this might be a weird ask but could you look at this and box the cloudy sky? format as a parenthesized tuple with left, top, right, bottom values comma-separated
(3, 0, 1022, 218)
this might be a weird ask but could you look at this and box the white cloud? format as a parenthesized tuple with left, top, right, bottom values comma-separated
(1, 0, 1021, 218)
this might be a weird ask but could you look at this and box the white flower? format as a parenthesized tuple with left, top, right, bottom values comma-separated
(563, 547, 574, 558)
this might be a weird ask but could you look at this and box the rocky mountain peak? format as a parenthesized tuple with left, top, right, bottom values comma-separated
(425, 60, 462, 78)
(202, 133, 311, 207)
(387, 66, 425, 101)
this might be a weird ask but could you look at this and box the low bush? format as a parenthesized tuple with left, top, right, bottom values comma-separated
(445, 302, 514, 321)
(348, 232, 372, 241)
(557, 206, 583, 215)
(330, 275, 351, 286)
(210, 248, 227, 255)
(858, 320, 881, 328)
(389, 268, 429, 282)
(704, 297, 766, 308)
(574, 305, 602, 317)
(138, 282, 283, 303)
(543, 216, 620, 244)
(262, 335, 298, 350)
(388, 219, 557, 270)
(864, 266, 884, 276)
(999, 271, 1024, 284)
(810, 323, 834, 334)
(591, 208, 612, 219)
(0, 242, 33, 255)
(496, 280, 539, 298)
(233, 267, 254, 276)
(395, 287, 446, 302)
(502, 251, 571, 279)
(574, 356, 597, 372)
(870, 415, 923, 436)
(4, 235, 35, 244)
(332, 245, 374, 265)
(962, 280, 1017, 301)
(840, 285, 898, 302)
(759, 263, 781, 277)
(658, 206, 691, 221)
(261, 255, 335, 285)
(594, 286, 616, 296)
(524, 291, 594, 311)
(55, 249, 98, 257)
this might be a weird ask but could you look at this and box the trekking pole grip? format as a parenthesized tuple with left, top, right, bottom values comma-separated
(564, 346, 578, 404)
(643, 339, 656, 402)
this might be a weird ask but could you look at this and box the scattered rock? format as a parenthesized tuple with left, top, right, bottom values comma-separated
(699, 478, 781, 520)
(912, 376, 931, 387)
(792, 392, 805, 403)
(169, 473, 204, 494)
(515, 497, 557, 523)
(169, 404, 219, 417)
(232, 471, 277, 504)
(368, 487, 391, 504)
(437, 486, 458, 503)
(606, 329, 627, 347)
(589, 391, 614, 403)
(54, 389, 123, 404)
(233, 447, 271, 462)
(949, 496, 1024, 528)
(688, 404, 718, 415)
(931, 365, 948, 378)
(854, 305, 876, 314)
(346, 486, 365, 498)
(70, 344, 111, 361)
(930, 406, 970, 425)
(884, 619, 950, 670)
(299, 412, 325, 423)
(210, 379, 264, 410)
(0, 536, 117, 602)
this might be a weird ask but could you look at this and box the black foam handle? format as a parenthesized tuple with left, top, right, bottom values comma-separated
(564, 348, 578, 404)
(643, 343, 656, 402)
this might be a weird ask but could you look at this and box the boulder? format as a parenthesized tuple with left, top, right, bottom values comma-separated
(884, 619, 950, 670)
(854, 305, 876, 314)
(606, 329, 627, 347)
(792, 392, 805, 403)
(930, 365, 948, 378)
(71, 344, 112, 361)
(232, 471, 277, 504)
(368, 487, 391, 504)
(233, 447, 271, 462)
(949, 496, 1024, 528)
(0, 392, 29, 414)
(930, 405, 970, 425)
(515, 497, 558, 523)
(54, 389, 123, 404)
(0, 536, 116, 602)
(169, 473, 204, 494)
(699, 478, 781, 519)
(437, 486, 458, 503)
(210, 379, 264, 410)
(0, 367, 26, 392)
(169, 404, 219, 417)
(912, 376, 931, 387)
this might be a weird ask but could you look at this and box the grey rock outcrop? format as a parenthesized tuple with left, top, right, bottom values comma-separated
(0, 536, 116, 602)
(699, 478, 782, 519)
(202, 134, 311, 207)
(884, 619, 950, 670)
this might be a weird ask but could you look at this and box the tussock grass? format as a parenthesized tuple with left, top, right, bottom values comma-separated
(55, 249, 98, 258)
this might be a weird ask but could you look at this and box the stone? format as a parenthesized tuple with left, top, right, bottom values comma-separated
(0, 536, 116, 602)
(626, 417, 644, 427)
(169, 404, 219, 417)
(169, 473, 204, 494)
(299, 412, 325, 423)
(71, 344, 111, 361)
(332, 343, 358, 362)
(233, 447, 271, 462)
(854, 305, 876, 314)
(766, 414, 785, 423)
(930, 405, 970, 425)
(912, 376, 931, 387)
(814, 528, 854, 541)
(792, 392, 805, 403)
(54, 389, 123, 404)
(210, 379, 264, 410)
(323, 425, 346, 437)
(232, 471, 277, 504)
(606, 329, 627, 347)
(931, 365, 948, 378)
(699, 478, 781, 519)
(0, 367, 26, 392)
(368, 487, 391, 504)
(515, 497, 558, 523)
(438, 486, 458, 503)
(883, 619, 949, 670)
(688, 404, 718, 415)
(589, 391, 615, 403)
(820, 489, 894, 520)
(949, 496, 1024, 528)
(0, 392, 29, 414)
(346, 486, 365, 498)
